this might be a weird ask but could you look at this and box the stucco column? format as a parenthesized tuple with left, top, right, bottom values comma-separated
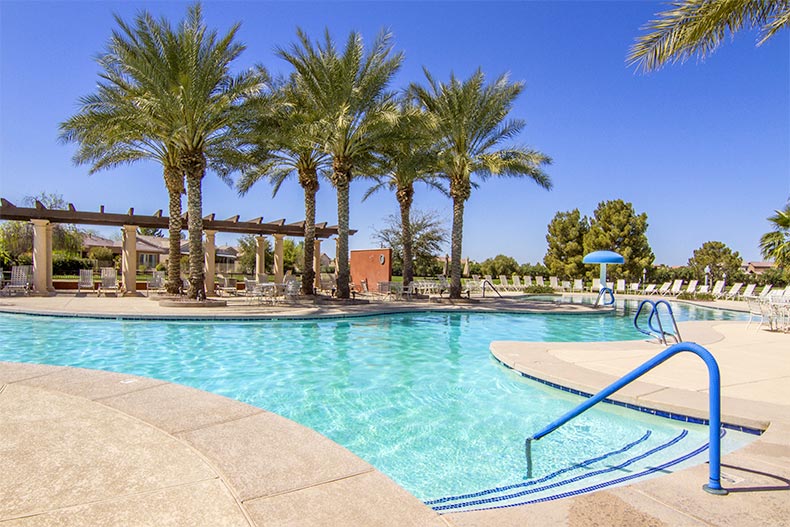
(30, 219, 49, 294)
(45, 223, 54, 292)
(273, 234, 285, 283)
(313, 239, 322, 290)
(255, 235, 266, 278)
(204, 230, 217, 296)
(122, 225, 139, 296)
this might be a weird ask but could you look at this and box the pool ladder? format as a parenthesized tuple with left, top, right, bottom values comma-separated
(524, 342, 727, 495)
(594, 286, 615, 307)
(480, 279, 503, 298)
(634, 299, 682, 345)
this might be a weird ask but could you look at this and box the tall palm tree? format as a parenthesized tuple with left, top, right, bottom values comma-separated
(277, 29, 403, 299)
(60, 37, 186, 295)
(232, 80, 330, 295)
(363, 103, 444, 287)
(760, 204, 790, 268)
(410, 69, 552, 298)
(629, 0, 790, 72)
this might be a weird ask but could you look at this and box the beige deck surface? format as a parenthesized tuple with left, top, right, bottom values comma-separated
(0, 293, 787, 526)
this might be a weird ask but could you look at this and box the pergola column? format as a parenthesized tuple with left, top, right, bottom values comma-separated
(273, 234, 285, 283)
(204, 230, 217, 296)
(122, 225, 139, 296)
(30, 219, 50, 294)
(313, 239, 322, 291)
(45, 223, 54, 292)
(255, 235, 266, 278)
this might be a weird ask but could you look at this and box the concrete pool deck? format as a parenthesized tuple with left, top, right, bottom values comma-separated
(0, 294, 788, 526)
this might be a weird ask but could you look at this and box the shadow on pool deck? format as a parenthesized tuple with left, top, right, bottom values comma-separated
(0, 296, 787, 526)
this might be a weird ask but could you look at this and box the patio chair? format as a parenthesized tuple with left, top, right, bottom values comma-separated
(656, 282, 672, 296)
(615, 279, 626, 294)
(684, 279, 698, 295)
(590, 278, 601, 292)
(669, 279, 684, 296)
(549, 276, 561, 290)
(757, 284, 772, 298)
(78, 269, 95, 294)
(1, 266, 30, 295)
(99, 267, 119, 296)
(697, 284, 709, 294)
(721, 282, 743, 300)
(629, 282, 640, 294)
(643, 284, 657, 295)
(524, 276, 533, 288)
(561, 280, 571, 291)
(738, 283, 756, 299)
(710, 280, 725, 297)
(571, 279, 583, 292)
(499, 275, 513, 291)
(535, 276, 545, 287)
(511, 275, 524, 291)
(216, 274, 237, 296)
(146, 270, 165, 296)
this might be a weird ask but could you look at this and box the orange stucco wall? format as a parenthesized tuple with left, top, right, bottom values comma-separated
(349, 249, 392, 292)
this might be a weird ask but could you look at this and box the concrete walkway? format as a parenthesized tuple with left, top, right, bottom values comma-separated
(0, 294, 788, 526)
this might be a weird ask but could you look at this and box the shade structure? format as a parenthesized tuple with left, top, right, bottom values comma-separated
(583, 251, 624, 301)
(582, 250, 625, 264)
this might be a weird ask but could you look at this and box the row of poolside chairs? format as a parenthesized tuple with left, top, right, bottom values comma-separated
(746, 292, 790, 332)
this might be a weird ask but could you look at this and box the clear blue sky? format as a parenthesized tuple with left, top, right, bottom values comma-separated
(1, 1, 788, 265)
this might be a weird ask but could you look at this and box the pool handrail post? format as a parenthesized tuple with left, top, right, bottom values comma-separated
(594, 286, 615, 307)
(525, 342, 726, 495)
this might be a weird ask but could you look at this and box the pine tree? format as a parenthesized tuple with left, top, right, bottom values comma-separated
(544, 209, 589, 279)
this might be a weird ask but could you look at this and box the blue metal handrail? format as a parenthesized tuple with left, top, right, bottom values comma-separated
(634, 299, 682, 345)
(524, 342, 727, 495)
(594, 286, 615, 307)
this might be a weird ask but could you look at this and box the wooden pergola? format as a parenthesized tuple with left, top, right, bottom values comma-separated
(0, 198, 353, 295)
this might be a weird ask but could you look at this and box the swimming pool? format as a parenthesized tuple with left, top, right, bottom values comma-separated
(0, 301, 752, 510)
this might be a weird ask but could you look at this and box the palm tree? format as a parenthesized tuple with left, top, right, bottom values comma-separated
(760, 204, 790, 268)
(233, 80, 330, 295)
(410, 69, 552, 298)
(629, 0, 790, 72)
(60, 44, 186, 296)
(363, 103, 444, 287)
(277, 29, 403, 299)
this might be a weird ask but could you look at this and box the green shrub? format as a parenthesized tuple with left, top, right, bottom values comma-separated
(678, 292, 715, 301)
(524, 285, 555, 294)
(155, 262, 167, 272)
(52, 255, 93, 275)
(88, 246, 115, 261)
(17, 254, 32, 265)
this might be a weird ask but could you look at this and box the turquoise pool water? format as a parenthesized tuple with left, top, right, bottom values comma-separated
(0, 301, 751, 505)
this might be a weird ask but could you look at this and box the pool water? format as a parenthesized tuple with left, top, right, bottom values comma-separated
(0, 301, 751, 506)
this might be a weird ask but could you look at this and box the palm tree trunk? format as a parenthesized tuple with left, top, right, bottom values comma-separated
(397, 184, 414, 287)
(450, 196, 465, 299)
(183, 152, 206, 300)
(164, 167, 183, 295)
(301, 172, 318, 296)
(333, 164, 351, 299)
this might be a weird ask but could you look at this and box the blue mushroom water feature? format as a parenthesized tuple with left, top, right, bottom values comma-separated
(582, 250, 625, 306)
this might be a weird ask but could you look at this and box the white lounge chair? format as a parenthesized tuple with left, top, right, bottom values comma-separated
(697, 284, 709, 294)
(561, 280, 571, 291)
(629, 282, 640, 294)
(739, 283, 756, 299)
(615, 279, 626, 294)
(590, 278, 602, 292)
(684, 279, 698, 295)
(1, 266, 30, 295)
(146, 270, 165, 296)
(643, 284, 657, 295)
(78, 269, 94, 294)
(571, 279, 583, 292)
(757, 284, 772, 298)
(657, 282, 671, 295)
(499, 275, 513, 291)
(535, 276, 545, 287)
(669, 279, 684, 296)
(523, 276, 533, 288)
(511, 275, 524, 291)
(549, 276, 561, 290)
(99, 267, 119, 296)
(721, 282, 743, 300)
(710, 280, 725, 297)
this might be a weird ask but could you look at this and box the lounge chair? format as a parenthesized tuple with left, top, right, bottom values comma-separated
(98, 267, 119, 296)
(656, 282, 671, 296)
(146, 270, 165, 296)
(511, 275, 524, 291)
(1, 266, 30, 295)
(499, 275, 513, 291)
(615, 279, 626, 294)
(523, 276, 533, 288)
(722, 282, 743, 300)
(629, 282, 640, 294)
(684, 279, 698, 295)
(78, 269, 95, 294)
(216, 274, 238, 296)
(669, 279, 684, 296)
(571, 279, 583, 292)
(739, 283, 756, 299)
(535, 276, 545, 287)
(710, 280, 725, 297)
(643, 284, 657, 295)
(697, 284, 709, 294)
(757, 284, 772, 298)
(561, 280, 571, 291)
(549, 276, 561, 290)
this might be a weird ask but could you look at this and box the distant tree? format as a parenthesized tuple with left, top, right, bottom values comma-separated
(372, 209, 448, 277)
(688, 241, 744, 282)
(544, 209, 589, 279)
(582, 199, 654, 281)
(480, 255, 520, 277)
(0, 193, 84, 260)
(88, 246, 116, 262)
(283, 239, 304, 273)
(138, 228, 164, 237)
(628, 0, 790, 72)
(235, 234, 271, 275)
(759, 205, 790, 269)
(0, 221, 32, 261)
(519, 262, 550, 278)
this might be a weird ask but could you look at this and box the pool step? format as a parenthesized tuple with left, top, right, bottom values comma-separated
(427, 428, 717, 513)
